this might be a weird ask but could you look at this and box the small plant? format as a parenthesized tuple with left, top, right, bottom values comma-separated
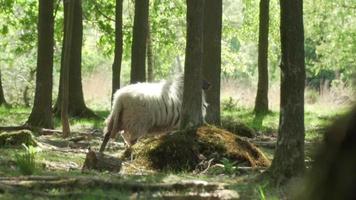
(258, 185, 266, 200)
(15, 144, 40, 175)
(208, 158, 239, 175)
(222, 97, 239, 112)
(220, 157, 238, 175)
(305, 89, 319, 104)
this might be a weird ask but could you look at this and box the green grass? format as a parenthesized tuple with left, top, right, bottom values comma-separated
(0, 103, 351, 199)
(0, 106, 30, 126)
(221, 98, 350, 140)
(15, 144, 39, 175)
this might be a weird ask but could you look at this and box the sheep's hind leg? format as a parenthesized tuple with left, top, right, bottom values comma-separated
(99, 131, 111, 153)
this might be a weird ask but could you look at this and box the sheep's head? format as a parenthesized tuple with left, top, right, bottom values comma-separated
(121, 131, 138, 147)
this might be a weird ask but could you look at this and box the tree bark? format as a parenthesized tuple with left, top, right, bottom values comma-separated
(61, 0, 76, 137)
(202, 0, 222, 125)
(180, 0, 205, 129)
(254, 0, 270, 114)
(0, 69, 8, 106)
(146, 18, 154, 82)
(54, 0, 96, 118)
(130, 0, 149, 84)
(26, 0, 54, 129)
(111, 0, 123, 102)
(268, 0, 306, 185)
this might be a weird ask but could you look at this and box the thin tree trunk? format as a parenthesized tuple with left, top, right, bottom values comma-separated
(268, 0, 306, 185)
(254, 0, 270, 114)
(61, 0, 75, 137)
(130, 0, 149, 84)
(54, 0, 96, 118)
(202, 0, 222, 125)
(26, 0, 54, 129)
(146, 18, 154, 82)
(111, 0, 123, 102)
(0, 69, 8, 106)
(180, 0, 205, 129)
(23, 69, 35, 107)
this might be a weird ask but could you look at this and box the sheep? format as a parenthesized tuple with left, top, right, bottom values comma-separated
(99, 75, 209, 152)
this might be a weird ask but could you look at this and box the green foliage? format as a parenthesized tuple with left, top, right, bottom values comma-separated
(15, 144, 40, 175)
(304, 0, 356, 84)
(258, 185, 266, 200)
(220, 157, 238, 175)
(207, 157, 239, 175)
(221, 97, 240, 112)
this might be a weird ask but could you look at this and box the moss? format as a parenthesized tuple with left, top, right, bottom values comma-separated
(0, 130, 37, 147)
(221, 116, 256, 138)
(125, 126, 270, 172)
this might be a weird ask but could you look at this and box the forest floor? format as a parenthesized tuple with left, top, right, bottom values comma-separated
(0, 102, 351, 200)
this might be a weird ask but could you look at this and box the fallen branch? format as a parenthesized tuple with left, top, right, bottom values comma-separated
(251, 141, 276, 149)
(0, 176, 223, 192)
(0, 125, 91, 136)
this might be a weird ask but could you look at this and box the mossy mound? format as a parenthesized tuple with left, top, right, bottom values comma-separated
(124, 126, 270, 172)
(220, 116, 256, 138)
(0, 130, 37, 147)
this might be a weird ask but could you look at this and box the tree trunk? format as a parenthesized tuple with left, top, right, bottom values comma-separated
(54, 0, 96, 118)
(26, 0, 54, 129)
(146, 18, 154, 82)
(268, 0, 306, 185)
(0, 69, 8, 106)
(111, 0, 123, 102)
(202, 0, 222, 125)
(130, 0, 149, 84)
(254, 0, 270, 114)
(180, 0, 205, 129)
(61, 0, 75, 137)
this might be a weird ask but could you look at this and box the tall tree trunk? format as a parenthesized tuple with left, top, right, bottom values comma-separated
(202, 0, 222, 125)
(26, 0, 54, 129)
(268, 0, 306, 185)
(130, 0, 149, 84)
(23, 69, 35, 107)
(0, 69, 8, 106)
(180, 0, 205, 129)
(254, 0, 270, 114)
(146, 18, 154, 82)
(61, 0, 75, 137)
(112, 0, 123, 101)
(54, 0, 96, 118)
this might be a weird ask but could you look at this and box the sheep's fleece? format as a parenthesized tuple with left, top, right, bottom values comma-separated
(105, 75, 207, 146)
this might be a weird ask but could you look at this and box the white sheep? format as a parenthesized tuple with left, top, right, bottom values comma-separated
(99, 75, 208, 152)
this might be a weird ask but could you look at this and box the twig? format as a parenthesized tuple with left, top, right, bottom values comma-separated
(201, 158, 215, 174)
